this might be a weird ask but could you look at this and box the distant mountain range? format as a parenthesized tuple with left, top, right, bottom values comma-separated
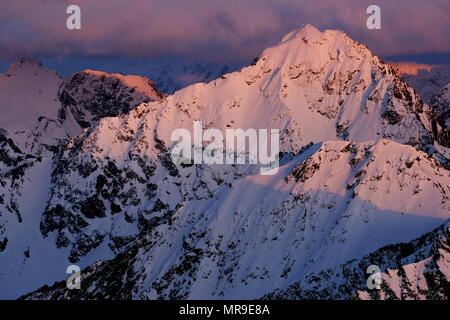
(389, 62, 450, 148)
(389, 62, 450, 104)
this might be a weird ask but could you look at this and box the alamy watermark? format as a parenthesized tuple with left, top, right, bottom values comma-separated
(170, 121, 280, 175)
(366, 265, 382, 290)
(65, 4, 379, 32)
(65, 4, 379, 31)
(66, 5, 81, 30)
(366, 5, 381, 30)
(66, 264, 81, 290)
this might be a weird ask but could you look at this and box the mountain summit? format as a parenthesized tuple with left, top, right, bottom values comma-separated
(142, 24, 447, 155)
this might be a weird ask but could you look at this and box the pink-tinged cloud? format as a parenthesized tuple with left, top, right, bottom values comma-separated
(0, 0, 449, 62)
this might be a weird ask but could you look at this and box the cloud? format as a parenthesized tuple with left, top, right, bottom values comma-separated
(0, 0, 449, 62)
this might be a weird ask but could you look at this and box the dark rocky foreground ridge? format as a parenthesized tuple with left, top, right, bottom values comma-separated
(264, 219, 450, 300)
(21, 219, 450, 300)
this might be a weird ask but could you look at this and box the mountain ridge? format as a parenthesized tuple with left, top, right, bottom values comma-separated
(20, 139, 450, 299)
(0, 25, 449, 300)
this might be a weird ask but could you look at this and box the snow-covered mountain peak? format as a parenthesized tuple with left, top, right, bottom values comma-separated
(280, 24, 322, 43)
(57, 69, 165, 130)
(264, 24, 379, 73)
(80, 69, 165, 101)
(5, 58, 47, 77)
(128, 25, 446, 157)
(280, 24, 353, 47)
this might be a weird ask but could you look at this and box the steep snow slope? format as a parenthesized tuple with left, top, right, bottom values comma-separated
(0, 134, 40, 247)
(0, 150, 115, 299)
(22, 140, 450, 299)
(0, 58, 81, 155)
(263, 219, 450, 300)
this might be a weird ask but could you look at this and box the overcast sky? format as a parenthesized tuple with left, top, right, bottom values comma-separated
(0, 0, 449, 74)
